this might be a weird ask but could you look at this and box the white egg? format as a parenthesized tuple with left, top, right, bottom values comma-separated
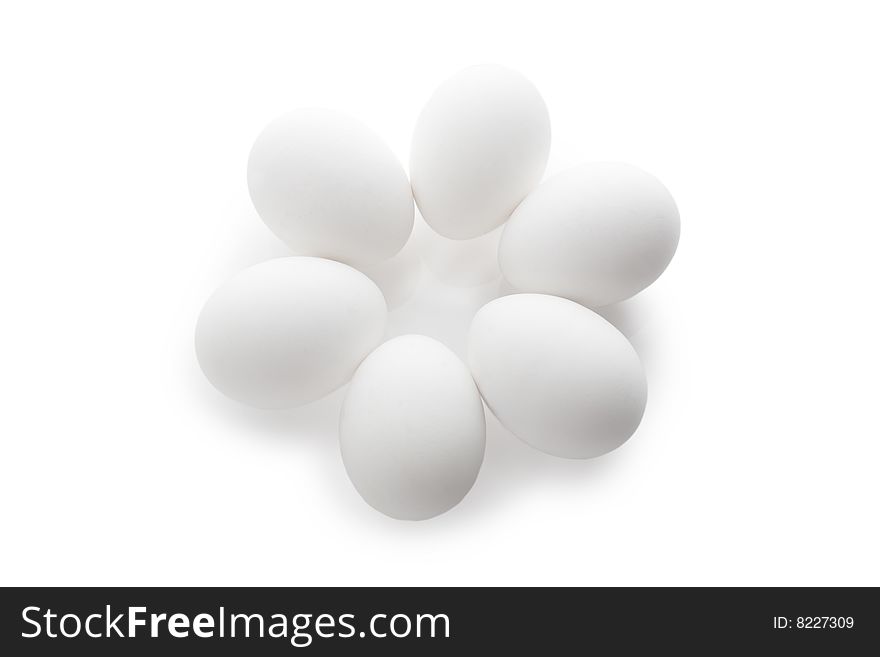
(499, 162, 680, 307)
(195, 257, 386, 409)
(468, 294, 647, 459)
(247, 108, 414, 266)
(410, 65, 551, 240)
(340, 335, 486, 520)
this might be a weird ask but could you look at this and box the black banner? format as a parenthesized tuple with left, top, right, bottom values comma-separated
(1, 587, 876, 654)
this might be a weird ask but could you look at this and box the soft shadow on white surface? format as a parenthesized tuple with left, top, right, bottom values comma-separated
(455, 408, 633, 519)
(415, 215, 504, 287)
(360, 225, 423, 309)
(595, 294, 653, 340)
(594, 293, 658, 370)
(383, 275, 503, 359)
(202, 386, 347, 443)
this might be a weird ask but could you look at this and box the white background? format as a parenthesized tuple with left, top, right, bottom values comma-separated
(2, 1, 879, 586)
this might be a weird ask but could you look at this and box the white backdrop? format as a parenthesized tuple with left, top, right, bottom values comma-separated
(2, 1, 878, 586)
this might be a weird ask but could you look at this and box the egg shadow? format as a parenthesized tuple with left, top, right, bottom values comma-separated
(594, 293, 658, 370)
(201, 384, 346, 446)
(444, 407, 631, 523)
(360, 224, 423, 310)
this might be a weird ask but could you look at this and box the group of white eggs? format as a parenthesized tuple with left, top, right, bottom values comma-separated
(196, 65, 680, 520)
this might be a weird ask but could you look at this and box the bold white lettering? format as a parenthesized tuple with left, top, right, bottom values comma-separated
(21, 607, 41, 638)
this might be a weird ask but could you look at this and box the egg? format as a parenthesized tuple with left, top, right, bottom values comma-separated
(195, 257, 386, 409)
(339, 335, 486, 520)
(468, 294, 647, 459)
(247, 108, 414, 266)
(499, 162, 680, 307)
(410, 65, 551, 240)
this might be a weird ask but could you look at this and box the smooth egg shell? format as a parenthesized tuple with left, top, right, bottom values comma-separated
(340, 335, 486, 520)
(248, 108, 414, 266)
(195, 257, 386, 409)
(499, 162, 680, 307)
(410, 65, 551, 240)
(468, 294, 647, 459)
